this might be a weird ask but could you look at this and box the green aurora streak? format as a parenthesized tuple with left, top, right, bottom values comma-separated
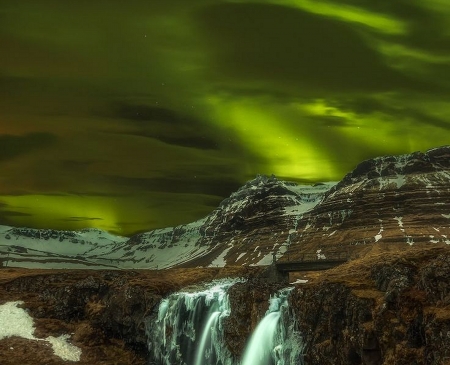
(1, 0, 450, 235)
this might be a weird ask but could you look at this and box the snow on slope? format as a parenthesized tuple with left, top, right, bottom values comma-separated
(0, 222, 210, 269)
(1, 146, 449, 270)
(0, 179, 335, 269)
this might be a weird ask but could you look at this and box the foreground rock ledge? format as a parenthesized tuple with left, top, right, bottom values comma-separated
(1, 245, 450, 365)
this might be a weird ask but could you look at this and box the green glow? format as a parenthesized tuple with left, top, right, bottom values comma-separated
(375, 41, 450, 76)
(205, 96, 336, 181)
(1, 0, 450, 235)
(0, 195, 122, 233)
(228, 0, 407, 34)
(0, 192, 222, 236)
(299, 98, 450, 155)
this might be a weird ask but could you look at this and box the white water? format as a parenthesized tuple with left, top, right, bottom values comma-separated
(194, 311, 221, 365)
(146, 279, 240, 365)
(147, 282, 304, 365)
(242, 311, 280, 365)
(241, 288, 304, 365)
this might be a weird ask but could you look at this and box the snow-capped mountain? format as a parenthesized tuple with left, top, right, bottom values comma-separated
(1, 146, 449, 269)
(0, 176, 334, 269)
(284, 146, 450, 259)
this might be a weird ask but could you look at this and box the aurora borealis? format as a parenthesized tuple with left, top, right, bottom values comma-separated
(1, 0, 450, 235)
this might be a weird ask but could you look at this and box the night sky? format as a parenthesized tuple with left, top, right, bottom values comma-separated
(1, 0, 450, 236)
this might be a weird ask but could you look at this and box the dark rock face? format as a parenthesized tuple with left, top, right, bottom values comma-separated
(290, 248, 450, 365)
(0, 267, 264, 364)
(3, 271, 160, 358)
(222, 280, 286, 357)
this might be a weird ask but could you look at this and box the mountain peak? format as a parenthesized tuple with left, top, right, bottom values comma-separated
(328, 145, 450, 195)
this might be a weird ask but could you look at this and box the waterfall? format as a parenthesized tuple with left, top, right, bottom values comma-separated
(146, 281, 304, 365)
(241, 288, 304, 365)
(146, 279, 240, 365)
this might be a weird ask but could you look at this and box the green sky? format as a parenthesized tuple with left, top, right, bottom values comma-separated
(1, 0, 450, 235)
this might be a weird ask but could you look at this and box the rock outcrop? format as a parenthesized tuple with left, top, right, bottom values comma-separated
(0, 267, 262, 365)
(290, 245, 450, 365)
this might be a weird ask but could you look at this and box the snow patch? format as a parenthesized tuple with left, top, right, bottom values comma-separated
(375, 221, 384, 242)
(393, 216, 403, 228)
(290, 279, 309, 284)
(429, 235, 439, 244)
(0, 301, 35, 340)
(406, 236, 414, 245)
(316, 249, 326, 260)
(235, 253, 246, 262)
(253, 253, 274, 265)
(208, 244, 233, 267)
(46, 335, 82, 362)
(0, 301, 81, 361)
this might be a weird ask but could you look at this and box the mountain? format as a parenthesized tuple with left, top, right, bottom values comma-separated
(283, 146, 450, 259)
(1, 146, 449, 269)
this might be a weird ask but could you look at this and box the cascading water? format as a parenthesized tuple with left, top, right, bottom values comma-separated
(241, 288, 304, 365)
(146, 279, 241, 365)
(146, 280, 304, 365)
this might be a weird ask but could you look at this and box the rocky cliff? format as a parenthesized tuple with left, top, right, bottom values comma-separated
(290, 244, 450, 365)
(0, 266, 262, 365)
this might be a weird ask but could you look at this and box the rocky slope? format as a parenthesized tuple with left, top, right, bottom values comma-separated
(0, 266, 262, 365)
(284, 146, 450, 259)
(290, 244, 450, 365)
(0, 146, 449, 269)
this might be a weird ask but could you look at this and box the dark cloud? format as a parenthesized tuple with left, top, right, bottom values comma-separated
(386, 1, 450, 52)
(61, 217, 104, 222)
(115, 104, 188, 124)
(0, 133, 57, 162)
(105, 175, 243, 198)
(195, 3, 419, 92)
(107, 102, 224, 150)
(0, 202, 33, 226)
(308, 115, 351, 128)
(0, 210, 33, 226)
(0, 210, 32, 217)
(150, 135, 218, 150)
(60, 160, 97, 170)
(331, 96, 450, 130)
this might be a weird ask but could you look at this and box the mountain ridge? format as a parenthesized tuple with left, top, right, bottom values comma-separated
(1, 146, 449, 269)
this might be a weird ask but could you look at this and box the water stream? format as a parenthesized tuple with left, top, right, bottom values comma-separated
(146, 279, 239, 365)
(146, 281, 304, 365)
(242, 288, 304, 365)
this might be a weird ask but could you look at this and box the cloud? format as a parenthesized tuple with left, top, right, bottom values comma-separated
(0, 133, 57, 162)
(195, 2, 418, 93)
(104, 175, 243, 197)
(329, 95, 450, 131)
(107, 102, 220, 149)
(61, 217, 104, 222)
(114, 104, 189, 124)
(0, 201, 33, 227)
